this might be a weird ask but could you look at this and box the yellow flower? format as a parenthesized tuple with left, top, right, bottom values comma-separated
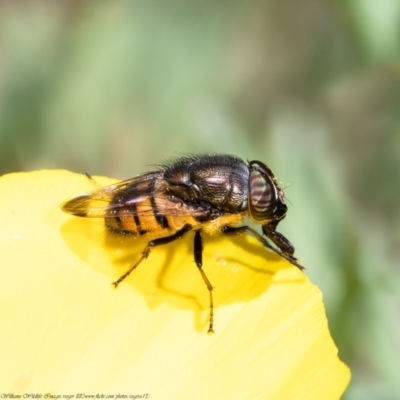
(0, 170, 350, 399)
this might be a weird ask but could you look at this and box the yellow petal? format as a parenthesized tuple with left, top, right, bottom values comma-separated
(0, 170, 350, 398)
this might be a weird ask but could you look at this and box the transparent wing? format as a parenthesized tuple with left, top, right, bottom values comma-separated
(61, 172, 208, 218)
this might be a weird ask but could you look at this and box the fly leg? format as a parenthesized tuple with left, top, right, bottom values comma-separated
(83, 172, 102, 188)
(194, 230, 215, 334)
(222, 226, 305, 271)
(112, 224, 192, 287)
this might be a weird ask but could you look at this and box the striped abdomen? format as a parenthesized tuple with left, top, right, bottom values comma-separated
(105, 195, 173, 237)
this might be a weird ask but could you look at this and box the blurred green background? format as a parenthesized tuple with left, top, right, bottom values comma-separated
(1, 1, 399, 398)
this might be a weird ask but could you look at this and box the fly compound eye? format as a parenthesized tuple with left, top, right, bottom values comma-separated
(248, 168, 278, 220)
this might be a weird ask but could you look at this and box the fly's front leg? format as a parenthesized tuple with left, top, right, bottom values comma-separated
(112, 224, 192, 287)
(222, 225, 305, 271)
(194, 230, 214, 334)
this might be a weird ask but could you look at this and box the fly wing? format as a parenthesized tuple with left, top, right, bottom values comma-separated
(61, 172, 208, 219)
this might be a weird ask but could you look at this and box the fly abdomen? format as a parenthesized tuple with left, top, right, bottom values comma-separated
(105, 197, 171, 237)
(149, 196, 170, 229)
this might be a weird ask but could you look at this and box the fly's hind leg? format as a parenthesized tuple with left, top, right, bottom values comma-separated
(194, 230, 214, 334)
(83, 172, 102, 188)
(112, 224, 192, 288)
